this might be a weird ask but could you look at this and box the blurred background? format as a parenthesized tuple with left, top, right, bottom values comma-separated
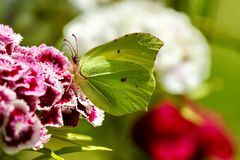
(0, 0, 239, 159)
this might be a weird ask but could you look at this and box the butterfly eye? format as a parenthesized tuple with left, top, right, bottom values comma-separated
(72, 55, 79, 65)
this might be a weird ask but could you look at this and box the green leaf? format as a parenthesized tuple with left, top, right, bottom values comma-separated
(66, 133, 92, 141)
(33, 148, 63, 160)
(48, 128, 93, 144)
(0, 150, 18, 160)
(54, 146, 112, 155)
(51, 151, 64, 160)
(33, 146, 112, 160)
(81, 145, 112, 151)
(76, 33, 163, 116)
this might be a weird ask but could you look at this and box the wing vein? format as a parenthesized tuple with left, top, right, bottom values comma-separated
(90, 79, 115, 89)
(86, 80, 113, 110)
(87, 68, 139, 78)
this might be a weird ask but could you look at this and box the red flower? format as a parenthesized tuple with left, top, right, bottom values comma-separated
(132, 100, 235, 160)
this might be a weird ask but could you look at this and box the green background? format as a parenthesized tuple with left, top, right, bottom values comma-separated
(0, 0, 239, 159)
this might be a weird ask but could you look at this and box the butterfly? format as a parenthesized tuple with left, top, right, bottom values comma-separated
(67, 33, 163, 116)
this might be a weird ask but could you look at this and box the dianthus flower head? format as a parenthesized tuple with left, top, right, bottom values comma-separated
(0, 24, 22, 45)
(0, 24, 105, 154)
(132, 99, 235, 160)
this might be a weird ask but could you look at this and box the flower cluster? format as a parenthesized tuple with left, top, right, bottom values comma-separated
(64, 0, 210, 94)
(0, 24, 104, 154)
(132, 100, 235, 160)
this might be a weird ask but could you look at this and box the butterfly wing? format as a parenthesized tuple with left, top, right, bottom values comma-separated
(77, 33, 163, 116)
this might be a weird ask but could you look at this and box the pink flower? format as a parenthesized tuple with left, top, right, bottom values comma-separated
(1, 100, 41, 155)
(77, 95, 104, 127)
(0, 24, 105, 154)
(56, 86, 77, 107)
(16, 64, 46, 97)
(33, 127, 51, 150)
(0, 54, 28, 82)
(0, 24, 22, 45)
(16, 94, 39, 113)
(0, 86, 16, 128)
(38, 71, 63, 107)
(0, 24, 23, 55)
(0, 41, 6, 54)
(132, 100, 235, 160)
(36, 44, 70, 75)
(0, 85, 16, 104)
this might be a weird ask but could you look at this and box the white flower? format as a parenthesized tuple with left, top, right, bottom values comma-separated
(64, 0, 210, 94)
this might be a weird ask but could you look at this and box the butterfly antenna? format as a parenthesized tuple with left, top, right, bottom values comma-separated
(61, 40, 76, 92)
(64, 38, 79, 65)
(60, 43, 72, 53)
(61, 42, 75, 60)
(72, 34, 79, 57)
(64, 38, 76, 55)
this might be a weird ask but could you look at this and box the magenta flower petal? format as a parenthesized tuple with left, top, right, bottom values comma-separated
(150, 101, 196, 135)
(36, 44, 70, 74)
(183, 97, 235, 160)
(0, 103, 10, 129)
(0, 24, 106, 154)
(16, 64, 46, 97)
(150, 135, 197, 160)
(2, 100, 41, 155)
(37, 106, 63, 127)
(56, 87, 77, 107)
(0, 86, 16, 104)
(77, 95, 104, 126)
(198, 122, 234, 160)
(11, 49, 37, 65)
(39, 85, 62, 107)
(38, 66, 64, 107)
(33, 127, 51, 150)
(0, 54, 28, 81)
(0, 86, 16, 128)
(132, 101, 197, 156)
(13, 45, 42, 58)
(0, 24, 22, 45)
(12, 45, 29, 56)
(16, 77, 45, 96)
(59, 72, 72, 86)
(59, 86, 79, 127)
(132, 100, 235, 160)
(17, 94, 39, 113)
(88, 106, 104, 127)
(0, 41, 6, 54)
